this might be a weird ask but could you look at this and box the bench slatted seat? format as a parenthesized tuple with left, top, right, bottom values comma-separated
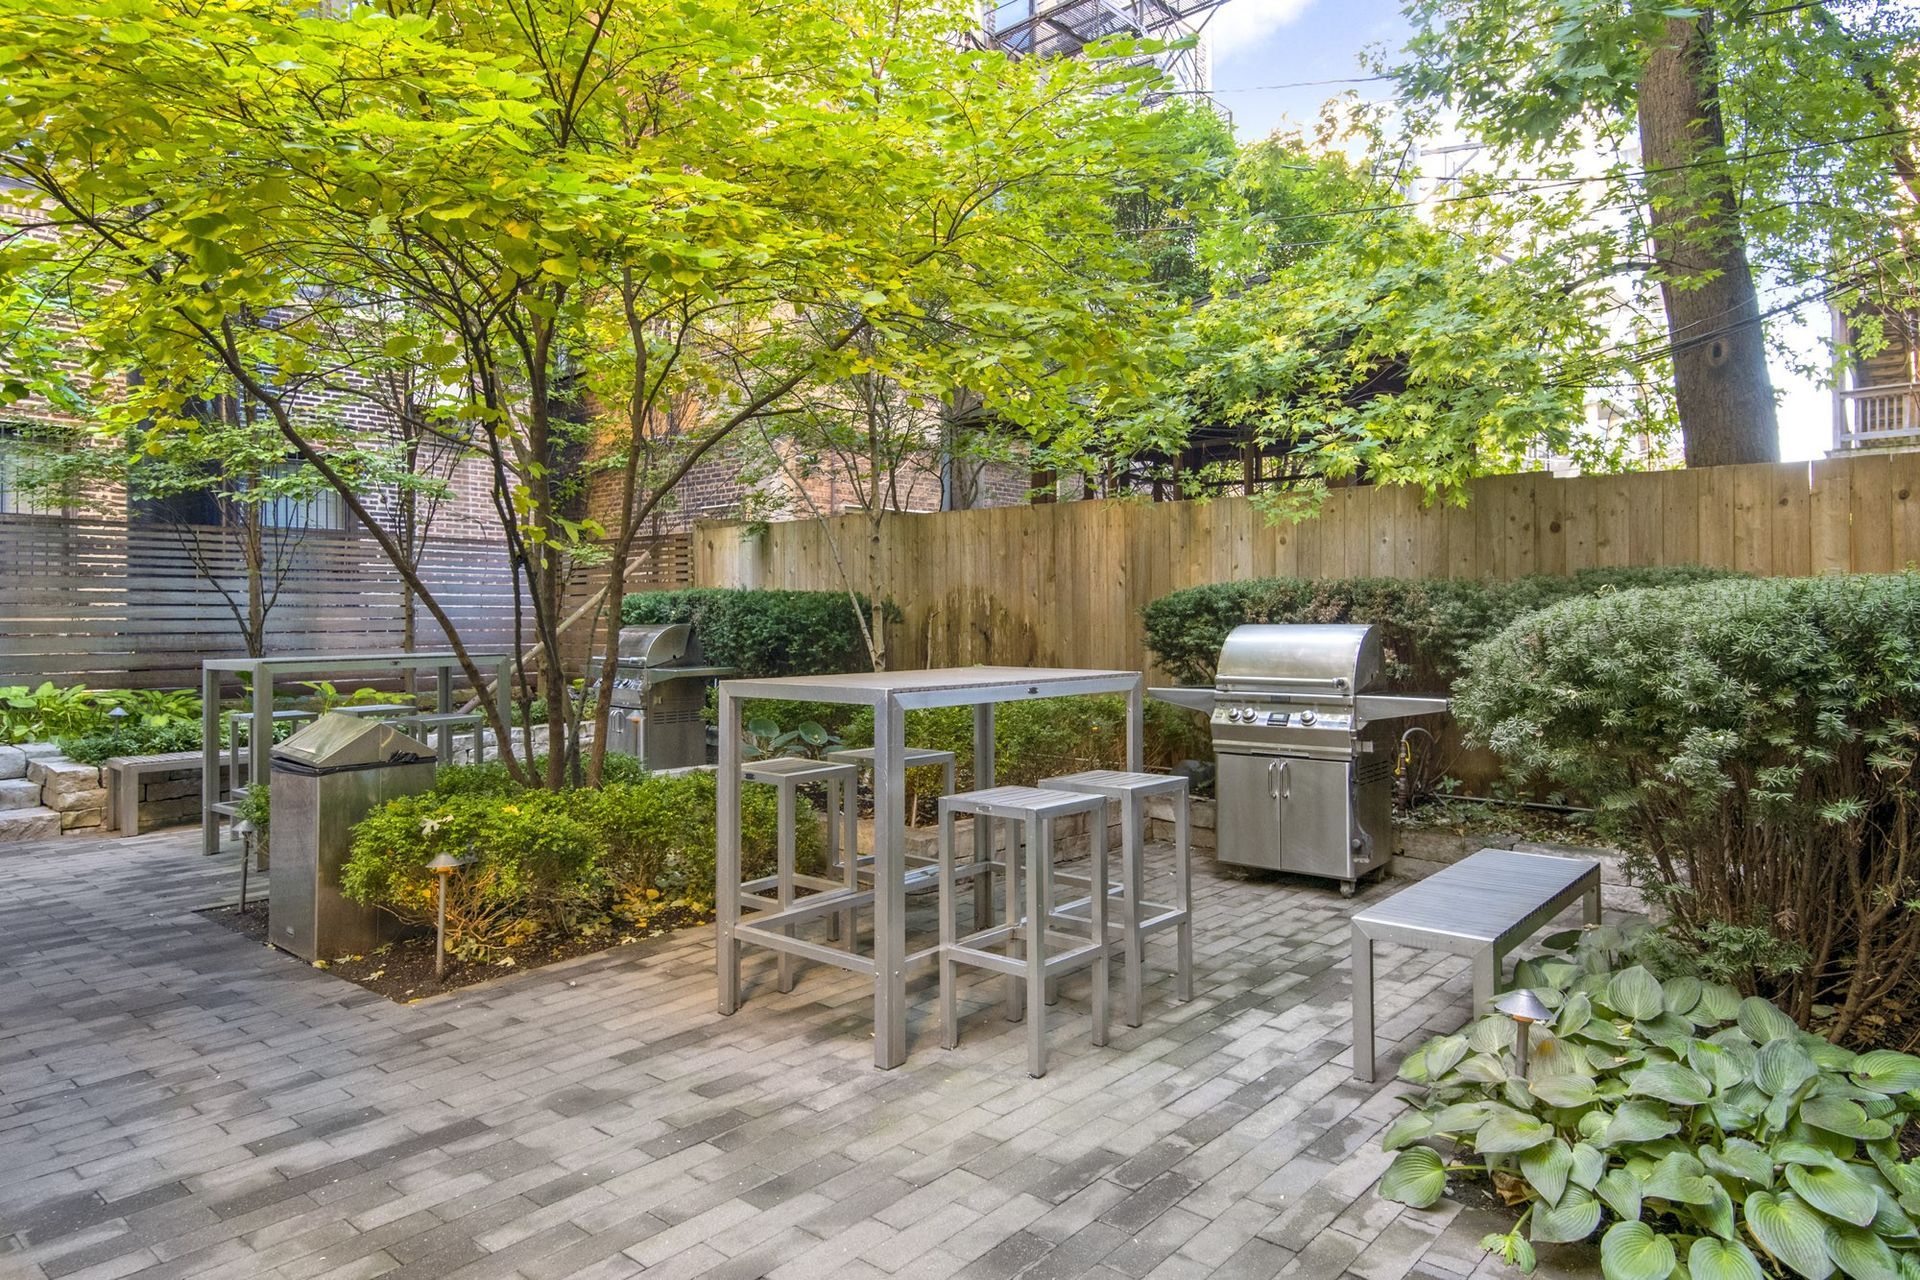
(1351, 848, 1600, 1082)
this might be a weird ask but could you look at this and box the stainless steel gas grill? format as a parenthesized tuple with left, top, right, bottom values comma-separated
(596, 623, 734, 769)
(1153, 623, 1448, 895)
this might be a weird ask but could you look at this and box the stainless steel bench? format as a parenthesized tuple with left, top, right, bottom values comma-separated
(1351, 848, 1600, 1082)
(106, 751, 232, 836)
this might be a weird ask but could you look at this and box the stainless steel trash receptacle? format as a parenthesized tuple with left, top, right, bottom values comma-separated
(269, 713, 435, 962)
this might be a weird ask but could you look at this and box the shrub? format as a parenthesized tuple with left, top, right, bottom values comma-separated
(343, 791, 605, 959)
(57, 720, 202, 765)
(578, 771, 811, 910)
(622, 587, 889, 678)
(0, 681, 112, 743)
(1142, 568, 1740, 689)
(1381, 926, 1920, 1280)
(1454, 573, 1920, 1046)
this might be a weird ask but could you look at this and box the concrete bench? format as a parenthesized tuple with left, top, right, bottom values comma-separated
(1351, 848, 1600, 1082)
(106, 752, 232, 836)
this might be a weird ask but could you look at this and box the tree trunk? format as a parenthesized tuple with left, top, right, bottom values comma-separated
(1637, 12, 1779, 467)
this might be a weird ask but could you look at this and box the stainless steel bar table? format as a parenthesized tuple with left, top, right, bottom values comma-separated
(716, 666, 1144, 1070)
(200, 650, 513, 855)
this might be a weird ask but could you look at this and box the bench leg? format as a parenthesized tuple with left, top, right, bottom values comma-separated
(1352, 927, 1375, 1082)
(1473, 947, 1500, 1017)
(1584, 881, 1601, 926)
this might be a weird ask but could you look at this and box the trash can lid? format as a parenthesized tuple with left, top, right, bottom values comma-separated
(271, 712, 432, 774)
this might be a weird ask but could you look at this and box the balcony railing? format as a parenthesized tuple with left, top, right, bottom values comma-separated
(1835, 382, 1920, 451)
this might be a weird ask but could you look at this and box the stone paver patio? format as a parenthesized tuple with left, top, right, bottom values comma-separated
(0, 827, 1594, 1280)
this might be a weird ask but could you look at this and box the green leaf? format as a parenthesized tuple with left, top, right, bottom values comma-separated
(1642, 1151, 1715, 1205)
(1629, 1061, 1712, 1106)
(1748, 1190, 1836, 1279)
(1379, 1146, 1448, 1208)
(1739, 996, 1800, 1044)
(1607, 967, 1666, 1021)
(1423, 1034, 1469, 1080)
(1600, 1220, 1677, 1280)
(1530, 1074, 1599, 1108)
(1532, 1186, 1603, 1244)
(1698, 983, 1743, 1022)
(1601, 1100, 1680, 1146)
(1663, 975, 1704, 1016)
(1382, 1112, 1433, 1151)
(1699, 1139, 1774, 1188)
(1851, 1051, 1920, 1095)
(1429, 1100, 1500, 1134)
(1688, 1237, 1766, 1280)
(1757, 1039, 1820, 1098)
(1570, 1142, 1607, 1191)
(1801, 1097, 1894, 1142)
(1476, 1107, 1553, 1154)
(1597, 1168, 1643, 1222)
(1785, 1162, 1880, 1228)
(1521, 1138, 1574, 1205)
(1557, 991, 1593, 1036)
(1825, 1222, 1899, 1280)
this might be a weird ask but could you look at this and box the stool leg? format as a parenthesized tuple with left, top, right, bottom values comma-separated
(1027, 815, 1049, 1077)
(1091, 808, 1109, 1049)
(1042, 817, 1060, 1008)
(1122, 794, 1144, 1028)
(940, 805, 960, 1050)
(1003, 818, 1024, 1023)
(776, 781, 796, 994)
(841, 777, 859, 947)
(1175, 785, 1193, 1003)
(825, 778, 842, 944)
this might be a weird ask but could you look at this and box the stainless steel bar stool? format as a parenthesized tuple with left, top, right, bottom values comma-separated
(827, 745, 960, 895)
(1042, 770, 1195, 1027)
(739, 757, 859, 990)
(394, 711, 487, 764)
(937, 785, 1109, 1077)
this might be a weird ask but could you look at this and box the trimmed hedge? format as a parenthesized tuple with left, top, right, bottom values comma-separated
(1141, 567, 1740, 689)
(621, 588, 887, 678)
(1454, 572, 1920, 1046)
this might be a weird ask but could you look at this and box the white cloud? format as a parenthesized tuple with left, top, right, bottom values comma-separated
(1204, 0, 1318, 62)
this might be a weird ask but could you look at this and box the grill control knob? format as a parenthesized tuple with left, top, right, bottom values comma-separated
(1226, 708, 1240, 722)
(1299, 709, 1317, 726)
(1241, 705, 1256, 721)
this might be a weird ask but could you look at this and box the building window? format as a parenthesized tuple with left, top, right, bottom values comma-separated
(0, 430, 64, 516)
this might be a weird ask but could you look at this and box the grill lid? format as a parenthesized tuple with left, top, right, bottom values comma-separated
(616, 623, 697, 668)
(1215, 624, 1383, 694)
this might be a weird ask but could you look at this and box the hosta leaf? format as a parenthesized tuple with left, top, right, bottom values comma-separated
(1777, 1144, 1847, 1171)
(1851, 1051, 1920, 1095)
(1739, 996, 1800, 1044)
(1759, 1040, 1821, 1099)
(1608, 967, 1667, 1022)
(1786, 1162, 1880, 1228)
(1531, 1074, 1599, 1108)
(1430, 1101, 1500, 1135)
(1825, 1222, 1899, 1280)
(1690, 1041, 1748, 1091)
(1469, 1017, 1515, 1055)
(1699, 1139, 1775, 1188)
(1690, 1237, 1766, 1280)
(1458, 1053, 1510, 1084)
(1382, 1112, 1433, 1151)
(1558, 991, 1593, 1037)
(1597, 1168, 1644, 1221)
(1802, 1097, 1894, 1142)
(1643, 1151, 1716, 1205)
(1747, 1190, 1837, 1280)
(1378, 1146, 1448, 1208)
(1600, 1220, 1677, 1280)
(1698, 982, 1743, 1022)
(1602, 1100, 1680, 1146)
(1521, 1139, 1574, 1206)
(1871, 1186, 1917, 1239)
(1571, 1142, 1607, 1191)
(1424, 1034, 1470, 1080)
(1477, 1107, 1553, 1154)
(1699, 1181, 1738, 1240)
(1664, 975, 1704, 1016)
(1630, 1061, 1713, 1106)
(1532, 1186, 1603, 1244)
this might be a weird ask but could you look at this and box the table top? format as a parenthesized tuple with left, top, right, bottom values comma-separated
(721, 666, 1140, 709)
(1352, 849, 1599, 943)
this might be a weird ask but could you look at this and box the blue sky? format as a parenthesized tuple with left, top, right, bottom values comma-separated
(1199, 0, 1833, 461)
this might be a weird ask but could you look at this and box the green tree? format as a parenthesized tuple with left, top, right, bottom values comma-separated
(1394, 0, 1920, 467)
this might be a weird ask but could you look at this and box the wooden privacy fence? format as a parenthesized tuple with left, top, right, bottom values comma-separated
(0, 516, 694, 690)
(694, 452, 1920, 677)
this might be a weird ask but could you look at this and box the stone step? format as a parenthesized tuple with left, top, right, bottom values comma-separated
(0, 806, 61, 843)
(0, 777, 41, 811)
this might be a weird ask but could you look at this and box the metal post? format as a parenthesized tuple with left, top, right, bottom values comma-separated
(972, 703, 995, 932)
(1125, 676, 1143, 772)
(436, 874, 448, 979)
(717, 683, 742, 1015)
(249, 662, 272, 816)
(873, 695, 908, 1069)
(200, 663, 221, 856)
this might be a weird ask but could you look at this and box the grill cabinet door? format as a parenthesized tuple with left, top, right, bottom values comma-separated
(1216, 751, 1356, 881)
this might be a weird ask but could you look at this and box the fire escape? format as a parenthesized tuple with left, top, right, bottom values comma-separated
(979, 0, 1226, 95)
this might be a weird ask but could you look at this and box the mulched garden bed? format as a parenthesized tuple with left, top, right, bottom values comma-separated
(198, 900, 710, 1003)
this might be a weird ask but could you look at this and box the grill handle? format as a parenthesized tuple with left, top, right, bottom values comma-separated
(1221, 674, 1351, 692)
(1268, 760, 1291, 844)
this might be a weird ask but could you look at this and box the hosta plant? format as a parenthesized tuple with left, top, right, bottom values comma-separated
(1378, 928, 1920, 1280)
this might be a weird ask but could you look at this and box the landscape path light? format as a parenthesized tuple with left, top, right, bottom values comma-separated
(233, 818, 256, 913)
(427, 853, 467, 979)
(1494, 987, 1552, 1078)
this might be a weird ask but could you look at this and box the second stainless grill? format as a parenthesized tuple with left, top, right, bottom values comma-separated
(596, 623, 734, 769)
(1155, 623, 1448, 894)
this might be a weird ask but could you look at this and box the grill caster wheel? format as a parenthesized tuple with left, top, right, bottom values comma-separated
(1340, 881, 1355, 899)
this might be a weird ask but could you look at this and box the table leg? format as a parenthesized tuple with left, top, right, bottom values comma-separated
(716, 686, 742, 1016)
(776, 780, 796, 994)
(972, 703, 994, 932)
(1473, 947, 1500, 1016)
(1175, 786, 1194, 1002)
(1090, 809, 1109, 1049)
(201, 666, 220, 856)
(1584, 876, 1601, 926)
(873, 696, 907, 1069)
(1125, 678, 1143, 772)
(1352, 927, 1375, 1082)
(1027, 814, 1049, 1078)
(250, 670, 272, 815)
(939, 804, 959, 1050)
(436, 664, 453, 764)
